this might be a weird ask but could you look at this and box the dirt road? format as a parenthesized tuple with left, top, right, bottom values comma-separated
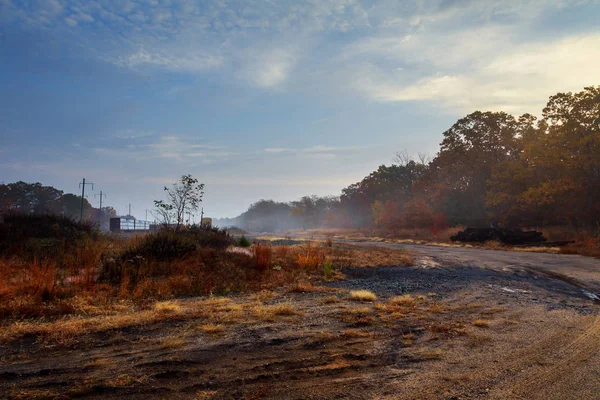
(2, 241, 599, 399)
(348, 240, 600, 299)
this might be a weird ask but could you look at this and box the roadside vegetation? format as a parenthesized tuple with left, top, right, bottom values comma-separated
(0, 213, 412, 344)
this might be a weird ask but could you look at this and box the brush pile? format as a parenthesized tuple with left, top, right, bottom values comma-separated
(451, 227, 546, 245)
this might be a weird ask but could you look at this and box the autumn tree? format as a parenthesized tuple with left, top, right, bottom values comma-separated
(422, 111, 520, 225)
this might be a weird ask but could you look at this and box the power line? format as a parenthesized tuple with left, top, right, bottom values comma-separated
(78, 178, 94, 222)
(95, 191, 106, 209)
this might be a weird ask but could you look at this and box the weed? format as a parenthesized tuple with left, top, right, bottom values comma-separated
(296, 243, 322, 269)
(323, 259, 335, 280)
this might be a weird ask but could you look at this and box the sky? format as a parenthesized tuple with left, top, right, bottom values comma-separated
(1, 0, 600, 220)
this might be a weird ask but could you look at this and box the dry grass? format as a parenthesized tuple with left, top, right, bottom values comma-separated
(153, 301, 183, 315)
(349, 290, 377, 302)
(419, 349, 444, 360)
(472, 319, 490, 328)
(158, 336, 187, 349)
(253, 302, 297, 321)
(85, 358, 111, 369)
(321, 295, 340, 304)
(560, 236, 600, 258)
(253, 243, 272, 271)
(296, 243, 323, 269)
(341, 329, 372, 338)
(199, 323, 225, 335)
(389, 294, 416, 306)
(466, 333, 491, 347)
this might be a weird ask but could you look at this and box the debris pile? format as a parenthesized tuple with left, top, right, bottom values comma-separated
(450, 227, 546, 245)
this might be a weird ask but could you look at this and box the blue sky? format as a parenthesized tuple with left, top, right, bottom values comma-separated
(1, 0, 599, 219)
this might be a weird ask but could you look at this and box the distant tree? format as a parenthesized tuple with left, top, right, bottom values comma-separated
(91, 206, 117, 231)
(0, 181, 63, 213)
(154, 174, 205, 229)
(52, 193, 92, 219)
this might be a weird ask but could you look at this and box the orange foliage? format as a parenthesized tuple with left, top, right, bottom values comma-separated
(253, 243, 272, 271)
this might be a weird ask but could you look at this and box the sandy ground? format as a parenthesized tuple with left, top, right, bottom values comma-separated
(1, 243, 599, 399)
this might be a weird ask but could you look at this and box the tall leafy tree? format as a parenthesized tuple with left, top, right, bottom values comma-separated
(423, 111, 520, 225)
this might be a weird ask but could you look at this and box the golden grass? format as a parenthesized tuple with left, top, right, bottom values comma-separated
(253, 302, 297, 321)
(472, 319, 490, 328)
(341, 329, 372, 338)
(389, 294, 415, 306)
(199, 323, 225, 335)
(349, 290, 377, 302)
(251, 290, 276, 302)
(419, 349, 444, 360)
(322, 295, 340, 304)
(153, 301, 183, 315)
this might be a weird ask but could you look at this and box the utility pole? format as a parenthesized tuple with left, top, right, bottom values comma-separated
(95, 191, 106, 210)
(79, 178, 94, 222)
(145, 209, 148, 230)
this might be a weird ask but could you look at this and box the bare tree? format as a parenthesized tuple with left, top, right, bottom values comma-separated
(417, 152, 431, 165)
(393, 150, 411, 166)
(394, 150, 431, 166)
(154, 174, 204, 229)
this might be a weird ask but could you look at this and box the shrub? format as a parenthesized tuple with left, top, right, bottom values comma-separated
(186, 225, 234, 250)
(0, 213, 97, 259)
(253, 243, 272, 271)
(122, 232, 197, 261)
(296, 243, 322, 269)
(237, 235, 251, 248)
(99, 232, 197, 284)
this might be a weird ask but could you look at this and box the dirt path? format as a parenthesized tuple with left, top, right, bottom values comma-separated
(360, 241, 600, 298)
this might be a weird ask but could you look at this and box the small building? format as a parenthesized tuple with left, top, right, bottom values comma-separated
(201, 217, 212, 228)
(109, 215, 153, 232)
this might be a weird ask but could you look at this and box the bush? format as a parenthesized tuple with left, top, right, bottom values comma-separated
(0, 213, 97, 259)
(186, 225, 234, 250)
(100, 232, 198, 284)
(253, 243, 272, 271)
(237, 235, 251, 247)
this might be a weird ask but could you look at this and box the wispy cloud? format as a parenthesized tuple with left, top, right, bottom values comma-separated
(95, 135, 232, 164)
(351, 33, 600, 114)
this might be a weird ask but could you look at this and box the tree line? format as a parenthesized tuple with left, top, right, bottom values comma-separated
(0, 181, 116, 230)
(218, 86, 600, 233)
